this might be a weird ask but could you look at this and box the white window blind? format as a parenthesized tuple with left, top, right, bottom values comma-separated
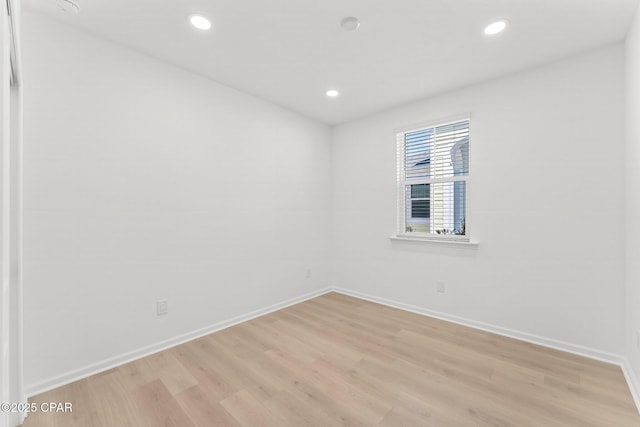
(396, 118, 469, 240)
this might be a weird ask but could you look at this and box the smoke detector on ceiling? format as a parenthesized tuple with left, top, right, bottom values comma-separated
(340, 17, 360, 32)
(57, 0, 80, 13)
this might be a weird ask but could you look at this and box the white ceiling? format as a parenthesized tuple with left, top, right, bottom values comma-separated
(23, 0, 639, 125)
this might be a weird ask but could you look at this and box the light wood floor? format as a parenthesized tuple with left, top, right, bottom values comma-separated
(23, 292, 640, 426)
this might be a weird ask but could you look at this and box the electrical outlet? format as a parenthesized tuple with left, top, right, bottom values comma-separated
(436, 281, 445, 293)
(306, 269, 311, 279)
(156, 299, 168, 316)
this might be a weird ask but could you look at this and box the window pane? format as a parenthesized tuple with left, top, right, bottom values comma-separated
(404, 185, 429, 233)
(411, 200, 430, 218)
(410, 183, 430, 199)
(430, 181, 466, 235)
(405, 129, 432, 181)
(404, 120, 469, 181)
(431, 122, 469, 179)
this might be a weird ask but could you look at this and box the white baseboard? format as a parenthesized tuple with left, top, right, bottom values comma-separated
(25, 287, 332, 397)
(331, 287, 624, 365)
(622, 359, 640, 414)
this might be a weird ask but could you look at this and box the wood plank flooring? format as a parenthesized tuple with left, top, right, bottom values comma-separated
(22, 292, 640, 426)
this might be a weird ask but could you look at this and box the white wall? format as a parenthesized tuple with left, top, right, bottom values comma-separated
(21, 12, 332, 393)
(2, 1, 25, 426)
(1, 2, 11, 426)
(332, 45, 626, 357)
(625, 2, 640, 403)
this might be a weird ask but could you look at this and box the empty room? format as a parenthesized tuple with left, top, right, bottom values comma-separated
(2, 0, 640, 426)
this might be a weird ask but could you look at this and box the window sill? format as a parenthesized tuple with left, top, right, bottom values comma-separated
(390, 235, 479, 246)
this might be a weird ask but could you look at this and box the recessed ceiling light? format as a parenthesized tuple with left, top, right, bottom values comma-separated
(341, 17, 361, 32)
(326, 89, 340, 98)
(190, 15, 212, 31)
(484, 20, 508, 35)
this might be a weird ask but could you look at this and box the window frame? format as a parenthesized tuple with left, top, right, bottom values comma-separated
(395, 115, 471, 243)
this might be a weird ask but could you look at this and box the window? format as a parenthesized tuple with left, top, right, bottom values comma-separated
(396, 117, 469, 240)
